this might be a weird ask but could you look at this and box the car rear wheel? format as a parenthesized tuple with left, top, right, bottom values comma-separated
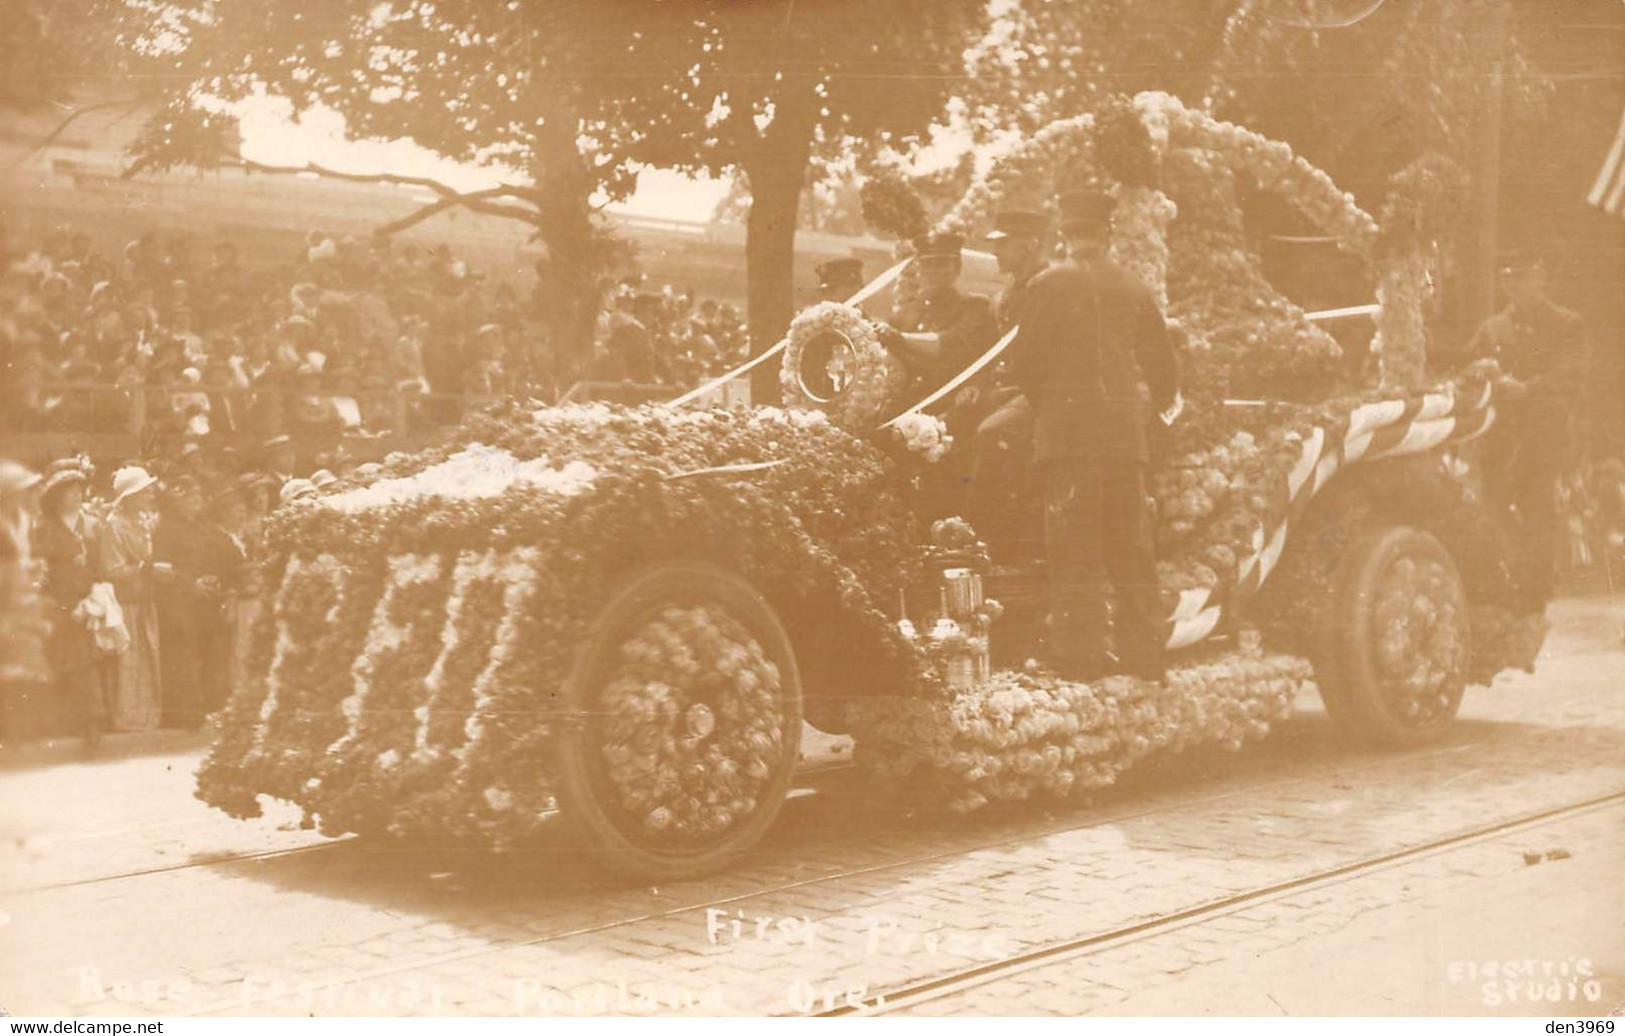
(554, 562, 803, 881)
(1315, 526, 1471, 748)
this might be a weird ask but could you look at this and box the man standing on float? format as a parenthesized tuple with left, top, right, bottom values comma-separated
(1008, 189, 1180, 682)
(952, 208, 1053, 550)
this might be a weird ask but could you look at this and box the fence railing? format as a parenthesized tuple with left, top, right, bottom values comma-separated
(14, 380, 516, 436)
(4, 378, 712, 465)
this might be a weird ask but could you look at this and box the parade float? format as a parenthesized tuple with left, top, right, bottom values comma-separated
(197, 94, 1550, 879)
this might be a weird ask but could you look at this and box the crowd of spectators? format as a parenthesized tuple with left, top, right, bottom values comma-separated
(0, 443, 375, 747)
(590, 279, 749, 388)
(0, 225, 752, 447)
(0, 226, 555, 440)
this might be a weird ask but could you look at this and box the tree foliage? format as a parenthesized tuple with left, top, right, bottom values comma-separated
(968, 0, 1549, 206)
(108, 0, 991, 396)
(0, 0, 121, 109)
(606, 1, 989, 394)
(1205, 0, 1550, 198)
(963, 0, 1238, 136)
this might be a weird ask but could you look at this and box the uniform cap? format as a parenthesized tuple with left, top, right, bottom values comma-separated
(1057, 189, 1113, 231)
(815, 257, 864, 287)
(984, 210, 1049, 241)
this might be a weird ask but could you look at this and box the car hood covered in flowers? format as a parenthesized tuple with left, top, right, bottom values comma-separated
(197, 401, 931, 843)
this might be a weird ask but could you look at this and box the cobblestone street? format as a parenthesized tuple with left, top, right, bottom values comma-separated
(3, 596, 1622, 1018)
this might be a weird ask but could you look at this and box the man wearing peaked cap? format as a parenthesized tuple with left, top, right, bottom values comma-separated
(877, 230, 996, 388)
(950, 207, 1055, 548)
(1468, 249, 1595, 604)
(984, 209, 1051, 245)
(1056, 188, 1115, 233)
(1007, 187, 1180, 683)
(984, 208, 1054, 337)
(816, 258, 866, 305)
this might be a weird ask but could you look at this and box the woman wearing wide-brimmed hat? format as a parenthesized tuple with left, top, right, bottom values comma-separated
(94, 465, 164, 731)
(35, 462, 114, 743)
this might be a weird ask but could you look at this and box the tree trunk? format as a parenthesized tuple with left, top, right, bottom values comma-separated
(741, 90, 818, 403)
(532, 111, 610, 395)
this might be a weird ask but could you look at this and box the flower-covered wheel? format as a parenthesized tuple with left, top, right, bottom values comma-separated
(555, 562, 803, 880)
(1316, 526, 1470, 747)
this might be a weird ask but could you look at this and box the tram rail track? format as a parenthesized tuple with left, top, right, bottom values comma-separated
(154, 733, 1533, 1017)
(7, 719, 1612, 1019)
(814, 790, 1625, 1016)
(14, 719, 1470, 897)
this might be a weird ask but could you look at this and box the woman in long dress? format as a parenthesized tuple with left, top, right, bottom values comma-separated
(96, 467, 163, 731)
(36, 466, 113, 742)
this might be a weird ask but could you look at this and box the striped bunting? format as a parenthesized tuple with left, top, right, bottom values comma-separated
(1588, 106, 1625, 217)
(1157, 379, 1499, 651)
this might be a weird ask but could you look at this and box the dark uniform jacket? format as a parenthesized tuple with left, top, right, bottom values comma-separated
(1468, 299, 1594, 464)
(898, 288, 997, 385)
(981, 265, 1048, 394)
(1008, 256, 1178, 464)
(1467, 300, 1590, 400)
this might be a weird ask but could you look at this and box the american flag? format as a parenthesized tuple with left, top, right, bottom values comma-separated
(1589, 107, 1625, 216)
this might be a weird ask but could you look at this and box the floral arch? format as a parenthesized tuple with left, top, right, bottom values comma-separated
(936, 91, 1428, 392)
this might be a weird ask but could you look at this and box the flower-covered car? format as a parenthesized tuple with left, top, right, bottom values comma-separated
(198, 95, 1551, 879)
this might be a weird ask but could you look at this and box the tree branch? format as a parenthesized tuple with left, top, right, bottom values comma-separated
(373, 189, 540, 236)
(222, 152, 541, 233)
(235, 154, 541, 206)
(8, 98, 143, 172)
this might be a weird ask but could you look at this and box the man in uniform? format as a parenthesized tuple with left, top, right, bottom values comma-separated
(816, 257, 867, 305)
(1468, 252, 1595, 604)
(877, 232, 996, 390)
(951, 208, 1052, 544)
(1008, 189, 1180, 682)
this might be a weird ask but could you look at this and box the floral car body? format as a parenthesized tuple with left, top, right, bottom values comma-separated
(198, 94, 1550, 876)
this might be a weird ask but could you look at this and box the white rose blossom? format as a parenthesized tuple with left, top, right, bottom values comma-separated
(891, 413, 953, 463)
(320, 444, 597, 513)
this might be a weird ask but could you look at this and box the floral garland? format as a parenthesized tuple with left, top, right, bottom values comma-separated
(1141, 91, 1380, 257)
(1146, 360, 1509, 616)
(936, 113, 1095, 237)
(931, 91, 1392, 407)
(1108, 184, 1179, 311)
(197, 402, 939, 843)
(1160, 145, 1346, 404)
(779, 302, 908, 431)
(1369, 155, 1469, 390)
(1371, 252, 1429, 389)
(844, 649, 1314, 814)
